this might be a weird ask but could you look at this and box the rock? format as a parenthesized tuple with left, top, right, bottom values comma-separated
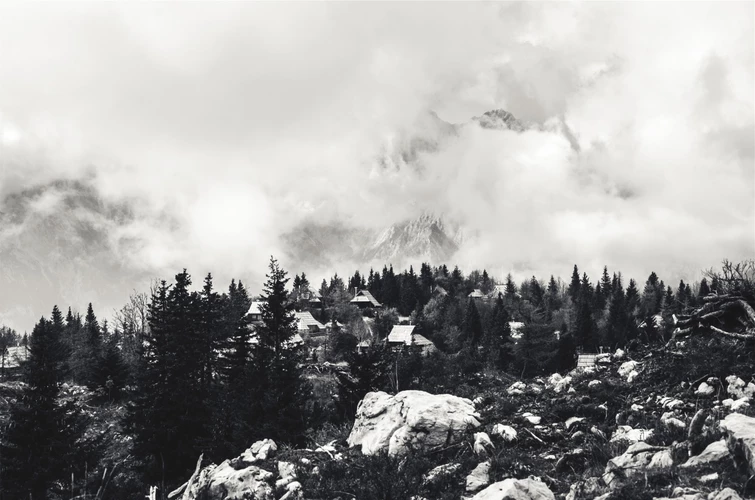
(604, 442, 658, 488)
(522, 412, 541, 425)
(720, 413, 755, 474)
(471, 477, 555, 500)
(565, 417, 585, 431)
(630, 403, 644, 411)
(182, 460, 276, 500)
(731, 397, 751, 412)
(466, 461, 491, 493)
(618, 360, 639, 380)
(590, 426, 606, 440)
(698, 472, 719, 484)
(474, 432, 494, 456)
(547, 373, 572, 393)
(571, 431, 585, 441)
(588, 380, 602, 389)
(627, 370, 640, 383)
(610, 425, 654, 444)
(681, 439, 730, 468)
(347, 390, 481, 455)
(696, 382, 716, 396)
(649, 449, 674, 469)
(565, 477, 605, 500)
(492, 424, 518, 442)
(661, 411, 686, 430)
(614, 348, 626, 360)
(689, 409, 708, 439)
(423, 463, 461, 485)
(238, 439, 278, 464)
(723, 398, 735, 409)
(275, 461, 297, 491)
(726, 375, 755, 399)
(507, 381, 526, 395)
(659, 396, 685, 410)
(709, 488, 743, 500)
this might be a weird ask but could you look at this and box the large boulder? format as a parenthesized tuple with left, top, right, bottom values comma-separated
(603, 442, 663, 488)
(681, 439, 730, 469)
(347, 390, 481, 455)
(180, 461, 276, 500)
(471, 478, 555, 500)
(720, 413, 755, 474)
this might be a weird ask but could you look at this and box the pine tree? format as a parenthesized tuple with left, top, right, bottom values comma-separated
(79, 303, 104, 388)
(529, 276, 544, 308)
(96, 330, 129, 402)
(486, 296, 513, 369)
(462, 298, 483, 346)
(574, 274, 598, 351)
(504, 273, 517, 300)
(546, 275, 561, 313)
(568, 265, 581, 303)
(698, 278, 711, 298)
(605, 278, 629, 349)
(0, 318, 82, 499)
(250, 257, 310, 444)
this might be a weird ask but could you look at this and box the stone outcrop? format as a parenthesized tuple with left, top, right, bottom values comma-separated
(347, 390, 481, 455)
(681, 439, 730, 469)
(720, 413, 755, 474)
(471, 478, 555, 500)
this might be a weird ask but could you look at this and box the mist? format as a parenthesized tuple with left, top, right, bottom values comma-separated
(0, 1, 753, 329)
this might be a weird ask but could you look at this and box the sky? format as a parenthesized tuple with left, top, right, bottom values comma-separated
(0, 1, 753, 329)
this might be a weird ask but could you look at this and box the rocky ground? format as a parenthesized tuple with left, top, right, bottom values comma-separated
(173, 333, 755, 500)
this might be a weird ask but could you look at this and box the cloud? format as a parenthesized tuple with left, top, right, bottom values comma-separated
(0, 0, 752, 325)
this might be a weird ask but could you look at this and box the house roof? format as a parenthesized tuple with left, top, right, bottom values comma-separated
(468, 289, 486, 298)
(247, 301, 264, 316)
(433, 285, 448, 296)
(387, 325, 416, 344)
(412, 334, 434, 347)
(294, 311, 326, 330)
(350, 290, 382, 307)
(487, 284, 506, 299)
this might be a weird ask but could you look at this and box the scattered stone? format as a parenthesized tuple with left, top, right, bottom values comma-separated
(618, 360, 639, 380)
(565, 417, 585, 431)
(492, 424, 518, 442)
(627, 370, 640, 383)
(347, 390, 481, 455)
(698, 472, 719, 484)
(522, 412, 542, 425)
(696, 382, 715, 396)
(565, 477, 605, 500)
(709, 488, 743, 500)
(659, 396, 685, 410)
(180, 458, 277, 500)
(423, 463, 461, 486)
(681, 439, 730, 468)
(588, 380, 602, 389)
(726, 375, 755, 399)
(471, 477, 555, 500)
(610, 425, 654, 444)
(661, 411, 686, 430)
(547, 373, 572, 393)
(630, 403, 644, 411)
(604, 442, 658, 488)
(466, 461, 491, 493)
(721, 413, 755, 474)
(238, 439, 278, 464)
(571, 431, 585, 441)
(474, 432, 494, 456)
(507, 381, 526, 395)
(731, 397, 751, 412)
(649, 449, 674, 469)
(614, 349, 626, 360)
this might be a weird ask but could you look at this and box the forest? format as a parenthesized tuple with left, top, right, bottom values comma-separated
(0, 257, 740, 499)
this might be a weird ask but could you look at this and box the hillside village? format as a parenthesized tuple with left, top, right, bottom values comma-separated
(1, 258, 754, 500)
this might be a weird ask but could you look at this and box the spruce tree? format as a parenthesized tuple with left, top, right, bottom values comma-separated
(250, 257, 310, 444)
(486, 296, 513, 369)
(568, 265, 581, 303)
(574, 274, 598, 351)
(698, 278, 711, 299)
(462, 298, 483, 346)
(0, 318, 82, 499)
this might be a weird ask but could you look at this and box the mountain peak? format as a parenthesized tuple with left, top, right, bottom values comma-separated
(472, 109, 527, 132)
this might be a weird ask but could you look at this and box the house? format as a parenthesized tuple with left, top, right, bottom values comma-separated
(349, 290, 382, 309)
(432, 285, 448, 297)
(386, 325, 435, 355)
(294, 311, 326, 334)
(487, 284, 507, 300)
(246, 301, 264, 323)
(468, 289, 486, 299)
(299, 289, 321, 306)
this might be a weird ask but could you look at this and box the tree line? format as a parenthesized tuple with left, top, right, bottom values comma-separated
(0, 258, 716, 499)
